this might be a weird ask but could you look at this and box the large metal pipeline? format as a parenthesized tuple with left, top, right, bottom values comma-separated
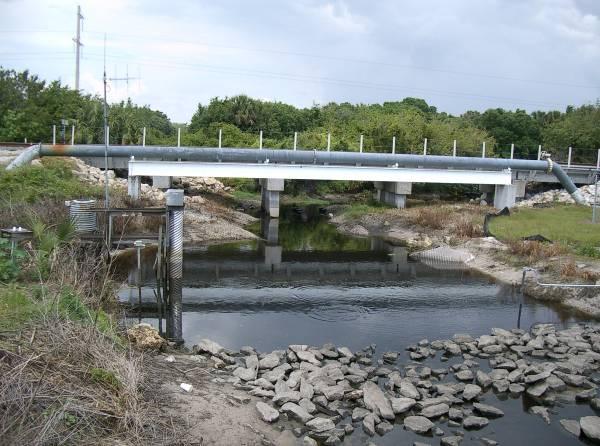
(39, 144, 585, 204)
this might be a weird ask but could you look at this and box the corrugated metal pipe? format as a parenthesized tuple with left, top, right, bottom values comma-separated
(39, 144, 585, 204)
(6, 144, 41, 170)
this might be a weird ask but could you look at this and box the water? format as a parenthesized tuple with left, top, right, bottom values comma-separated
(120, 204, 598, 445)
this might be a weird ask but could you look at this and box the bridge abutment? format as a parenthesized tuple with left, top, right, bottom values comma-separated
(260, 178, 284, 218)
(493, 183, 518, 209)
(374, 181, 412, 208)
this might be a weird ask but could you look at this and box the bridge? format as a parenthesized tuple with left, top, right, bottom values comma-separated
(6, 143, 591, 217)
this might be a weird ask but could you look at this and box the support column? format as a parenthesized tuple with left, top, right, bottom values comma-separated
(260, 178, 284, 218)
(374, 182, 411, 208)
(514, 179, 527, 200)
(152, 176, 172, 189)
(166, 189, 184, 344)
(493, 183, 517, 209)
(127, 176, 141, 200)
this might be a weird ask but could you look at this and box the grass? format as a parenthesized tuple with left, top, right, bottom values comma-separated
(282, 193, 329, 206)
(403, 204, 488, 240)
(489, 205, 600, 248)
(341, 202, 390, 219)
(230, 189, 260, 201)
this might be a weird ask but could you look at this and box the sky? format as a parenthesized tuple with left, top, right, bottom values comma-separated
(1, 0, 599, 123)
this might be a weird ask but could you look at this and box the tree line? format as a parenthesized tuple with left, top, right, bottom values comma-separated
(1, 67, 599, 163)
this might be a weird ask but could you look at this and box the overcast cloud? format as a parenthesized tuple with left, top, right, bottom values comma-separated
(1, 0, 599, 122)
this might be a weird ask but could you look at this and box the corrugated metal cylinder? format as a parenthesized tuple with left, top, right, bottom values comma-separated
(68, 199, 97, 233)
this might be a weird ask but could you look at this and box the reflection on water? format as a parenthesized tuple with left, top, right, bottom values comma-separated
(121, 205, 591, 352)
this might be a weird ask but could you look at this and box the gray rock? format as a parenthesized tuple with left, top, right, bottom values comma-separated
(529, 406, 550, 424)
(299, 398, 317, 414)
(576, 388, 597, 401)
(256, 401, 279, 423)
(259, 352, 282, 369)
(581, 416, 600, 442)
(462, 416, 489, 429)
(281, 402, 314, 423)
(362, 414, 376, 436)
(420, 403, 449, 418)
(591, 398, 600, 410)
(455, 370, 474, 382)
(323, 385, 345, 401)
(195, 338, 224, 356)
(303, 436, 318, 446)
(297, 350, 321, 365)
(323, 434, 341, 445)
(441, 436, 462, 446)
(403, 416, 434, 434)
(383, 351, 399, 363)
(399, 380, 421, 399)
(476, 370, 492, 387)
(391, 397, 416, 414)
(306, 417, 335, 433)
(352, 407, 371, 421)
(489, 369, 509, 381)
(273, 391, 302, 405)
(233, 366, 257, 381)
(249, 388, 275, 398)
(275, 430, 297, 446)
(300, 379, 315, 400)
(375, 420, 394, 435)
(462, 384, 482, 401)
(526, 381, 548, 397)
(509, 383, 525, 393)
(554, 371, 586, 387)
(362, 381, 395, 420)
(492, 379, 509, 393)
(560, 419, 581, 437)
(337, 347, 354, 359)
(473, 403, 504, 418)
(448, 408, 463, 421)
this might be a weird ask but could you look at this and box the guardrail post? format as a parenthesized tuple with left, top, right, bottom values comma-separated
(177, 127, 181, 147)
(359, 134, 363, 153)
(293, 132, 297, 150)
(510, 143, 514, 159)
(70, 125, 75, 145)
(537, 144, 542, 160)
(327, 132, 331, 151)
(392, 136, 396, 155)
(597, 149, 600, 169)
(259, 130, 263, 149)
(423, 138, 427, 155)
(453, 140, 457, 157)
(142, 127, 146, 147)
(482, 141, 486, 158)
(52, 125, 56, 145)
(568, 146, 572, 168)
(218, 128, 222, 148)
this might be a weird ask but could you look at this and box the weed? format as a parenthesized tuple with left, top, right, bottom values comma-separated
(506, 240, 569, 264)
(90, 367, 121, 390)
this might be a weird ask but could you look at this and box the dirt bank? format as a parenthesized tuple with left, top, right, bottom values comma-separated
(330, 204, 600, 318)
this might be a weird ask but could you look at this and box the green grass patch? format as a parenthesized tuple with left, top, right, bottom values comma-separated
(282, 193, 329, 206)
(341, 202, 390, 219)
(0, 159, 101, 203)
(230, 189, 260, 201)
(90, 367, 121, 390)
(0, 286, 37, 330)
(489, 205, 600, 252)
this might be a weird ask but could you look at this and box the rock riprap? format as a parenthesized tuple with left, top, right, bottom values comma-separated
(192, 323, 600, 443)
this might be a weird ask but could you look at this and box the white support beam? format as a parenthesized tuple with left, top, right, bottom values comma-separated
(129, 161, 512, 185)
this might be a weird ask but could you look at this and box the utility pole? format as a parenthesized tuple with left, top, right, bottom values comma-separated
(103, 34, 109, 209)
(73, 5, 84, 91)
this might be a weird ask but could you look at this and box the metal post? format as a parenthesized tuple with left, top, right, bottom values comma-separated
(52, 125, 56, 145)
(423, 138, 427, 156)
(510, 143, 515, 159)
(392, 136, 396, 155)
(142, 127, 146, 147)
(177, 127, 181, 147)
(359, 134, 363, 153)
(259, 130, 263, 149)
(293, 132, 297, 150)
(107, 126, 110, 146)
(218, 128, 222, 148)
(568, 146, 572, 168)
(597, 149, 600, 169)
(453, 140, 457, 157)
(165, 189, 184, 344)
(482, 141, 486, 158)
(71, 125, 75, 145)
(537, 145, 542, 160)
(593, 172, 599, 224)
(327, 132, 331, 151)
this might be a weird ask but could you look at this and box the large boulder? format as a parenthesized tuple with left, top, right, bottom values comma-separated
(127, 323, 166, 351)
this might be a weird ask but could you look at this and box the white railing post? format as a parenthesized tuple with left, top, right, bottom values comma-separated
(537, 144, 542, 160)
(142, 127, 146, 147)
(510, 143, 514, 159)
(423, 138, 427, 155)
(71, 125, 75, 145)
(359, 134, 363, 153)
(293, 131, 297, 150)
(392, 136, 396, 155)
(259, 130, 263, 149)
(568, 146, 572, 167)
(107, 126, 110, 146)
(218, 128, 222, 148)
(482, 141, 486, 158)
(327, 132, 331, 151)
(177, 127, 181, 147)
(52, 125, 56, 145)
(453, 139, 457, 157)
(597, 149, 600, 169)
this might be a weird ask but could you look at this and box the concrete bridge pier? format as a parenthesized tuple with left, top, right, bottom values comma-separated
(374, 182, 412, 208)
(128, 175, 141, 200)
(481, 180, 526, 209)
(260, 178, 284, 218)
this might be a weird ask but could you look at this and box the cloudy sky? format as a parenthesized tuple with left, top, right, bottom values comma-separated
(1, 0, 599, 122)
